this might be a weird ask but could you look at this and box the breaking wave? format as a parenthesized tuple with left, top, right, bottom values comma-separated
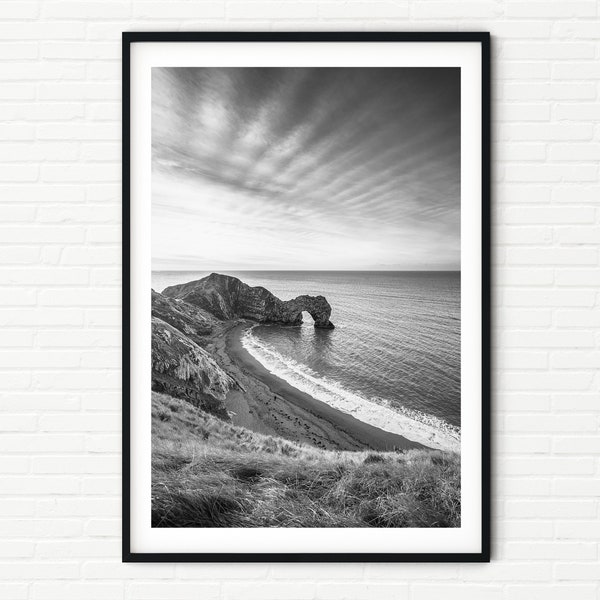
(241, 325, 460, 452)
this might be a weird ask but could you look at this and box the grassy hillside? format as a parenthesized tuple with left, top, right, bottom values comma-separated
(152, 392, 460, 528)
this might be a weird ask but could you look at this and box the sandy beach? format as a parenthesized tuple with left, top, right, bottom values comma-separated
(210, 322, 423, 452)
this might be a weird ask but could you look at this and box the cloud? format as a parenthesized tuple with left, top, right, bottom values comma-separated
(152, 67, 460, 271)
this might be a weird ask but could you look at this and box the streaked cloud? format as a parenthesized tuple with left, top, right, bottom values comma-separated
(152, 67, 460, 271)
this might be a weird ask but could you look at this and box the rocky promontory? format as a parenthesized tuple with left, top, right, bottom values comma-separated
(151, 273, 335, 420)
(163, 273, 335, 329)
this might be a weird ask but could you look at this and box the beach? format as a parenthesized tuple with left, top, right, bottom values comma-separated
(211, 322, 424, 452)
(154, 269, 461, 451)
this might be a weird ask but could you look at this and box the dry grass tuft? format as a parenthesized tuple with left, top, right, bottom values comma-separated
(151, 392, 460, 528)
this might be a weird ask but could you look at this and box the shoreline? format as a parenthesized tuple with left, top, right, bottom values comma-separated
(221, 322, 425, 452)
(241, 324, 461, 452)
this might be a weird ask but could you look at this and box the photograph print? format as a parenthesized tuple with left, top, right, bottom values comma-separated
(125, 33, 489, 561)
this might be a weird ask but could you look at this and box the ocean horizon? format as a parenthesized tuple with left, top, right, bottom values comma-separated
(152, 270, 461, 447)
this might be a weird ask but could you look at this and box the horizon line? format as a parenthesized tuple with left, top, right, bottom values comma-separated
(152, 268, 461, 273)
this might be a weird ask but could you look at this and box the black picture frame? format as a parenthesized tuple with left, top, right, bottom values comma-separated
(122, 31, 491, 563)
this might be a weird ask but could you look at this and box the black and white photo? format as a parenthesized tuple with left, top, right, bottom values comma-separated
(124, 33, 490, 561)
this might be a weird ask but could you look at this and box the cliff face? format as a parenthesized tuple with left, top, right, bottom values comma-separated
(151, 316, 235, 420)
(162, 273, 335, 329)
(151, 289, 217, 347)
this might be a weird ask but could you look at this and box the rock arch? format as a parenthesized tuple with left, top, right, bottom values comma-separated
(283, 295, 334, 329)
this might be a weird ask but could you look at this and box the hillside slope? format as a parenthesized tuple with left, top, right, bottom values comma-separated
(152, 392, 460, 528)
(151, 317, 236, 419)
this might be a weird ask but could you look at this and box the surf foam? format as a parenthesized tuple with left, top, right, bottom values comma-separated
(241, 325, 460, 452)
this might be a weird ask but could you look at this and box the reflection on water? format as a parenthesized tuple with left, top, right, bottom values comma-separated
(256, 321, 335, 373)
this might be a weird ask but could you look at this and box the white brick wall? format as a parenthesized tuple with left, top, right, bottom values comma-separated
(0, 1, 598, 598)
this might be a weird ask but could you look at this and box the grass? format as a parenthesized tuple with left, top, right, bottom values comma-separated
(152, 391, 461, 528)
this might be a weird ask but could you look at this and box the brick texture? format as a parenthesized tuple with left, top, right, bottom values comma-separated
(0, 1, 599, 598)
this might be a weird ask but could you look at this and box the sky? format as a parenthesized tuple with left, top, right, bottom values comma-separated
(152, 67, 460, 271)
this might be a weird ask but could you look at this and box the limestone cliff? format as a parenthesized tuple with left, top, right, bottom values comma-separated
(162, 273, 335, 329)
(151, 289, 218, 347)
(151, 316, 235, 420)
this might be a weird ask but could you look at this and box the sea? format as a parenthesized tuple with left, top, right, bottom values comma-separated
(152, 271, 461, 451)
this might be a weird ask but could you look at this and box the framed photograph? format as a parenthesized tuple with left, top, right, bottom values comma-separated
(123, 32, 490, 562)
